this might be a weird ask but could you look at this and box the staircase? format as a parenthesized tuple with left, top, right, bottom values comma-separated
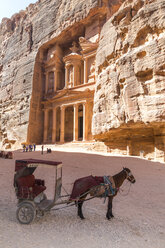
(36, 141, 108, 154)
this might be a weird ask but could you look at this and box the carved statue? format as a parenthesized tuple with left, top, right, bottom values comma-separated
(88, 60, 96, 83)
(68, 66, 73, 87)
(70, 41, 79, 53)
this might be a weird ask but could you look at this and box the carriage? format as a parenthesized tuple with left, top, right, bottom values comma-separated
(14, 159, 136, 224)
(14, 159, 68, 224)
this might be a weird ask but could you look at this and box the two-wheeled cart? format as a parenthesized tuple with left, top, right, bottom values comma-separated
(14, 159, 71, 224)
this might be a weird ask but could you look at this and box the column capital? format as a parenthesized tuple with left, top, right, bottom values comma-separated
(83, 57, 88, 61)
(73, 103, 79, 108)
(44, 108, 49, 112)
(61, 105, 66, 111)
(65, 64, 70, 69)
(83, 102, 87, 106)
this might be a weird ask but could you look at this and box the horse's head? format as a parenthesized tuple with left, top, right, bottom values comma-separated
(123, 167, 136, 184)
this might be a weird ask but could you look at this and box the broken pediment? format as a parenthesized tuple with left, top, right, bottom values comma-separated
(79, 37, 98, 53)
(45, 51, 64, 68)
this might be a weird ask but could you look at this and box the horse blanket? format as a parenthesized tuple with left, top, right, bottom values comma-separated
(69, 175, 104, 201)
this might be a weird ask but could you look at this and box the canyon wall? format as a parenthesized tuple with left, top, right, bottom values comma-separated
(0, 0, 113, 149)
(93, 0, 165, 161)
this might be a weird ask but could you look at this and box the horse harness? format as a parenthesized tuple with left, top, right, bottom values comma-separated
(102, 176, 118, 199)
(89, 175, 118, 203)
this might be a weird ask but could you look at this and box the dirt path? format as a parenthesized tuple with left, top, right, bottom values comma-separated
(0, 150, 165, 248)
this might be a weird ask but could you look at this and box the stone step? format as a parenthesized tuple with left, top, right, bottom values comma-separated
(35, 141, 108, 153)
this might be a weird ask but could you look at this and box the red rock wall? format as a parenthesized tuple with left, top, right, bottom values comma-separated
(93, 0, 165, 162)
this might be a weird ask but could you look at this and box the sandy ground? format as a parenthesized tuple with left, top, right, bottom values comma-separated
(0, 149, 165, 248)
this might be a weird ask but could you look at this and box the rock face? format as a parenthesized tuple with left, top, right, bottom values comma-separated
(0, 0, 165, 162)
(0, 0, 111, 149)
(93, 0, 165, 161)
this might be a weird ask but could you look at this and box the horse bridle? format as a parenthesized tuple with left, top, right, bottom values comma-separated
(123, 168, 135, 183)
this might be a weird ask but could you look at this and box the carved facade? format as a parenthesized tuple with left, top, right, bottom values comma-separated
(27, 13, 104, 145)
(42, 38, 97, 143)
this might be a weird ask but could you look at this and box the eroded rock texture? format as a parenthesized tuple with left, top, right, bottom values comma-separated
(0, 0, 112, 149)
(93, 0, 165, 161)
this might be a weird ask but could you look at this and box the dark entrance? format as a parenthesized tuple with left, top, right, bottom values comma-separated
(78, 105, 83, 140)
(79, 117, 83, 139)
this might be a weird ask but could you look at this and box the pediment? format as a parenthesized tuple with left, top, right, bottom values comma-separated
(45, 88, 94, 103)
(54, 89, 85, 99)
(45, 52, 63, 67)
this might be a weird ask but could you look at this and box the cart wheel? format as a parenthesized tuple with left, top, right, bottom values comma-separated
(16, 202, 36, 224)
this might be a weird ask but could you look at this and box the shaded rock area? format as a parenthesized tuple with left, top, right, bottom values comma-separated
(93, 0, 165, 162)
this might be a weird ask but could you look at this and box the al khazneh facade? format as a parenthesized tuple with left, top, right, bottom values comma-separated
(27, 18, 104, 144)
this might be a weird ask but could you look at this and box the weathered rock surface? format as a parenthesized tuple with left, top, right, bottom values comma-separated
(0, 0, 113, 149)
(93, 0, 165, 161)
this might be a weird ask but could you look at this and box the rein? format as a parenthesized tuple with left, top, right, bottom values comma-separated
(118, 180, 132, 196)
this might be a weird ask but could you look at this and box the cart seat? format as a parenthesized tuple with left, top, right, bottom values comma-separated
(17, 174, 46, 199)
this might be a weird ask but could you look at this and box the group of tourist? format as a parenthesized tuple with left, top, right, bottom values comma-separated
(22, 144, 36, 152)
(22, 144, 52, 154)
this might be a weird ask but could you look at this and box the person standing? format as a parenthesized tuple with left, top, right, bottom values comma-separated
(26, 146, 28, 152)
(41, 145, 44, 155)
(23, 144, 26, 152)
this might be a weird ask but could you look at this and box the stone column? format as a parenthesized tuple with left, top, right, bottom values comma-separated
(43, 109, 48, 143)
(65, 66, 69, 88)
(45, 72, 49, 93)
(53, 69, 57, 92)
(60, 106, 65, 143)
(52, 108, 57, 143)
(73, 65, 75, 87)
(77, 65, 81, 85)
(84, 58, 88, 84)
(83, 103, 87, 141)
(73, 104, 79, 141)
(73, 64, 79, 87)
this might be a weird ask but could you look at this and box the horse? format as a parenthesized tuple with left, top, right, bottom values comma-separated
(70, 167, 136, 220)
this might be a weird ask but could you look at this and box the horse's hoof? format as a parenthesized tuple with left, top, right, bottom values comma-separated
(78, 214, 85, 220)
(106, 214, 110, 220)
(110, 214, 114, 218)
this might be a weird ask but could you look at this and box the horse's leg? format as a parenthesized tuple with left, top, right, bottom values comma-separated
(78, 200, 85, 219)
(77, 194, 87, 219)
(106, 196, 114, 220)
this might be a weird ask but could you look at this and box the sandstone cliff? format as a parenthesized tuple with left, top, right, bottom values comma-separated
(0, 0, 113, 149)
(93, 0, 165, 161)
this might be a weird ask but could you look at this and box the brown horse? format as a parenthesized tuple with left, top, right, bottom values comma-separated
(70, 168, 136, 220)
